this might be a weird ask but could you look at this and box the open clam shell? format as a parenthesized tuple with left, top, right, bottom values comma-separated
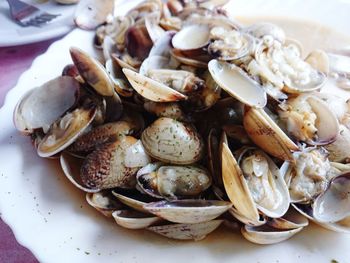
(141, 117, 204, 165)
(278, 94, 339, 146)
(147, 220, 223, 241)
(86, 191, 123, 217)
(241, 224, 304, 245)
(243, 107, 299, 161)
(14, 76, 79, 134)
(222, 144, 290, 222)
(144, 200, 232, 224)
(208, 60, 267, 108)
(244, 22, 286, 43)
(172, 24, 210, 56)
(123, 68, 188, 102)
(70, 47, 115, 97)
(112, 190, 153, 213)
(313, 172, 350, 223)
(292, 203, 350, 234)
(37, 104, 97, 158)
(139, 55, 172, 76)
(60, 152, 100, 193)
(112, 210, 161, 229)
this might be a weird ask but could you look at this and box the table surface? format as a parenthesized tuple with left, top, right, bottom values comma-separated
(0, 37, 64, 263)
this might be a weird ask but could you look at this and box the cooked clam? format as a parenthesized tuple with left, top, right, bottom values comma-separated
(112, 210, 161, 229)
(141, 117, 204, 164)
(137, 164, 212, 199)
(86, 191, 123, 217)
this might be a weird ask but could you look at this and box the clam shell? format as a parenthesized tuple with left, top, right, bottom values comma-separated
(60, 152, 99, 193)
(208, 60, 267, 108)
(74, 0, 114, 30)
(112, 191, 150, 213)
(37, 105, 97, 157)
(123, 68, 187, 102)
(86, 191, 123, 217)
(144, 200, 232, 224)
(14, 76, 79, 134)
(141, 117, 204, 165)
(80, 136, 146, 190)
(244, 22, 285, 43)
(112, 210, 161, 229)
(241, 224, 304, 245)
(70, 47, 115, 97)
(313, 173, 350, 223)
(243, 107, 299, 161)
(147, 220, 223, 241)
(267, 207, 309, 230)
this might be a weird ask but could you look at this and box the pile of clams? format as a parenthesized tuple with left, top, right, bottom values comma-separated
(14, 0, 350, 244)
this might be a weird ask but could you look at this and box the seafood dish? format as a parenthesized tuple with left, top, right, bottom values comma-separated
(13, 0, 350, 244)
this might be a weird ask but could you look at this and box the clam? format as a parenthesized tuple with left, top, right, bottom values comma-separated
(144, 12, 165, 43)
(141, 117, 204, 164)
(170, 49, 208, 68)
(326, 125, 350, 162)
(136, 164, 212, 199)
(208, 60, 267, 108)
(139, 56, 172, 76)
(248, 40, 326, 93)
(74, 0, 114, 30)
(144, 199, 232, 224)
(148, 220, 223, 240)
(222, 145, 290, 223)
(112, 189, 155, 213)
(112, 210, 161, 229)
(283, 148, 337, 203)
(313, 172, 350, 223)
(37, 104, 97, 157)
(69, 121, 137, 154)
(172, 24, 210, 56)
(80, 136, 150, 190)
(60, 152, 100, 193)
(305, 49, 330, 74)
(122, 68, 187, 102)
(149, 30, 176, 58)
(14, 76, 79, 134)
(70, 47, 115, 97)
(243, 107, 299, 161)
(293, 203, 350, 234)
(208, 28, 254, 61)
(241, 224, 304, 245)
(278, 93, 339, 145)
(86, 191, 123, 217)
(105, 59, 134, 97)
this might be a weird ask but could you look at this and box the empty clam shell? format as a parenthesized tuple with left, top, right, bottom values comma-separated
(123, 68, 188, 102)
(313, 173, 350, 223)
(144, 200, 232, 224)
(14, 76, 79, 134)
(147, 220, 223, 241)
(208, 60, 267, 108)
(141, 117, 204, 165)
(38, 104, 97, 157)
(112, 210, 161, 229)
(70, 47, 115, 97)
(241, 224, 303, 245)
(267, 207, 309, 230)
(86, 191, 123, 217)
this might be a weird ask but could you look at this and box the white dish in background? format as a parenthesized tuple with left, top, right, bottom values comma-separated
(0, 0, 76, 47)
(1, 0, 350, 262)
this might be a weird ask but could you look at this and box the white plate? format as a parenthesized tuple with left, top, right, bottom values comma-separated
(0, 0, 76, 47)
(1, 0, 350, 262)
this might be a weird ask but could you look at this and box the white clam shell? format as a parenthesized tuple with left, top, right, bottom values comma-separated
(112, 210, 161, 229)
(208, 59, 267, 108)
(144, 200, 232, 224)
(147, 220, 223, 241)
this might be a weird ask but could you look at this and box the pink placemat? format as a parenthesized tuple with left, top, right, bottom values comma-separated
(0, 37, 64, 263)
